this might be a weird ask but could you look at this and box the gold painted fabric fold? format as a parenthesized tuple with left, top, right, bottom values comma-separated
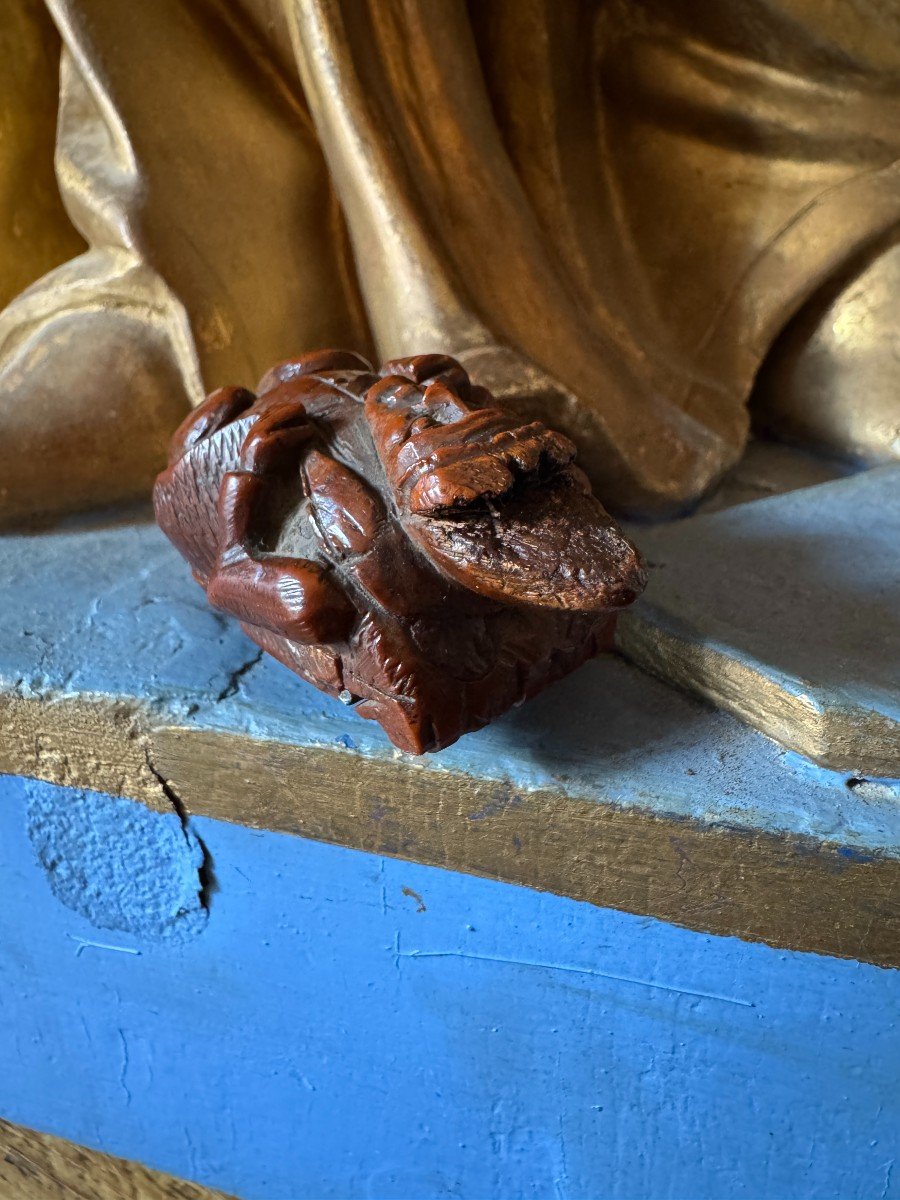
(288, 0, 899, 510)
(288, 0, 744, 515)
(0, 0, 897, 523)
(0, 0, 363, 522)
(0, 1, 84, 313)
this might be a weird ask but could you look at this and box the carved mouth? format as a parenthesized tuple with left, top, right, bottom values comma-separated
(407, 467, 647, 614)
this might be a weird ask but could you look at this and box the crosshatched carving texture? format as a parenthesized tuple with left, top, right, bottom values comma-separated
(154, 351, 645, 753)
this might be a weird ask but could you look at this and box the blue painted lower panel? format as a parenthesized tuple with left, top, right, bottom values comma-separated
(1, 773, 897, 1200)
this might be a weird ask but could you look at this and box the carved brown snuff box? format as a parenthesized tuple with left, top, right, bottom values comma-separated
(154, 351, 646, 753)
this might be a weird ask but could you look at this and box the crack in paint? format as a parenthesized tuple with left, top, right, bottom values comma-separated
(117, 1029, 132, 1107)
(144, 749, 216, 913)
(215, 647, 265, 703)
(881, 1159, 894, 1200)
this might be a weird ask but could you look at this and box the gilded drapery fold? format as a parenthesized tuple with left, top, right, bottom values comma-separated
(0, 0, 897, 521)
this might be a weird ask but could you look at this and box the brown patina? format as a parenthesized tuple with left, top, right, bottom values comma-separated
(154, 351, 645, 753)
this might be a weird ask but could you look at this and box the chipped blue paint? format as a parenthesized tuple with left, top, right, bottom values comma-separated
(24, 781, 206, 941)
(835, 846, 877, 864)
(2, 773, 898, 1200)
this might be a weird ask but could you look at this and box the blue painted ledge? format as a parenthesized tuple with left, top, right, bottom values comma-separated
(1, 773, 898, 1200)
(1, 517, 898, 964)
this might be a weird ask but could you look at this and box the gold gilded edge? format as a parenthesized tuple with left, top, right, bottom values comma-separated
(1, 691, 897, 968)
(151, 723, 900, 970)
(616, 613, 900, 777)
(0, 693, 169, 812)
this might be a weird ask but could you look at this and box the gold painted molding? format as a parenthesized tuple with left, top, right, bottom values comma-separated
(151, 724, 899, 970)
(0, 694, 168, 814)
(614, 467, 900, 779)
(0, 1118, 235, 1200)
(3, 688, 896, 968)
(616, 615, 900, 778)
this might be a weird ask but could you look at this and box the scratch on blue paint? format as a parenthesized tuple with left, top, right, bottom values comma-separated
(399, 949, 755, 1007)
(555, 1113, 571, 1200)
(4, 773, 899, 1200)
(69, 935, 141, 957)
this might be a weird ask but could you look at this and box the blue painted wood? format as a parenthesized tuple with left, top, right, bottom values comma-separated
(2, 518, 898, 856)
(2, 772, 897, 1200)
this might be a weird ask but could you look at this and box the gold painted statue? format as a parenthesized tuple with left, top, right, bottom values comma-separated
(1, 0, 898, 523)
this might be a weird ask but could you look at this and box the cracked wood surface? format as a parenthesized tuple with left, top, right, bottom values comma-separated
(0, 1118, 235, 1200)
(1, 518, 898, 965)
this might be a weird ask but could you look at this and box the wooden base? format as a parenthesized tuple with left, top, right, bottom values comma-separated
(0, 1119, 234, 1200)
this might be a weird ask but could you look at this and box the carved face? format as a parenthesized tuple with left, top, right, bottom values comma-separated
(154, 352, 646, 753)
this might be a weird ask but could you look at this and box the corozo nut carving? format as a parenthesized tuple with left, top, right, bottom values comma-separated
(154, 351, 646, 753)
